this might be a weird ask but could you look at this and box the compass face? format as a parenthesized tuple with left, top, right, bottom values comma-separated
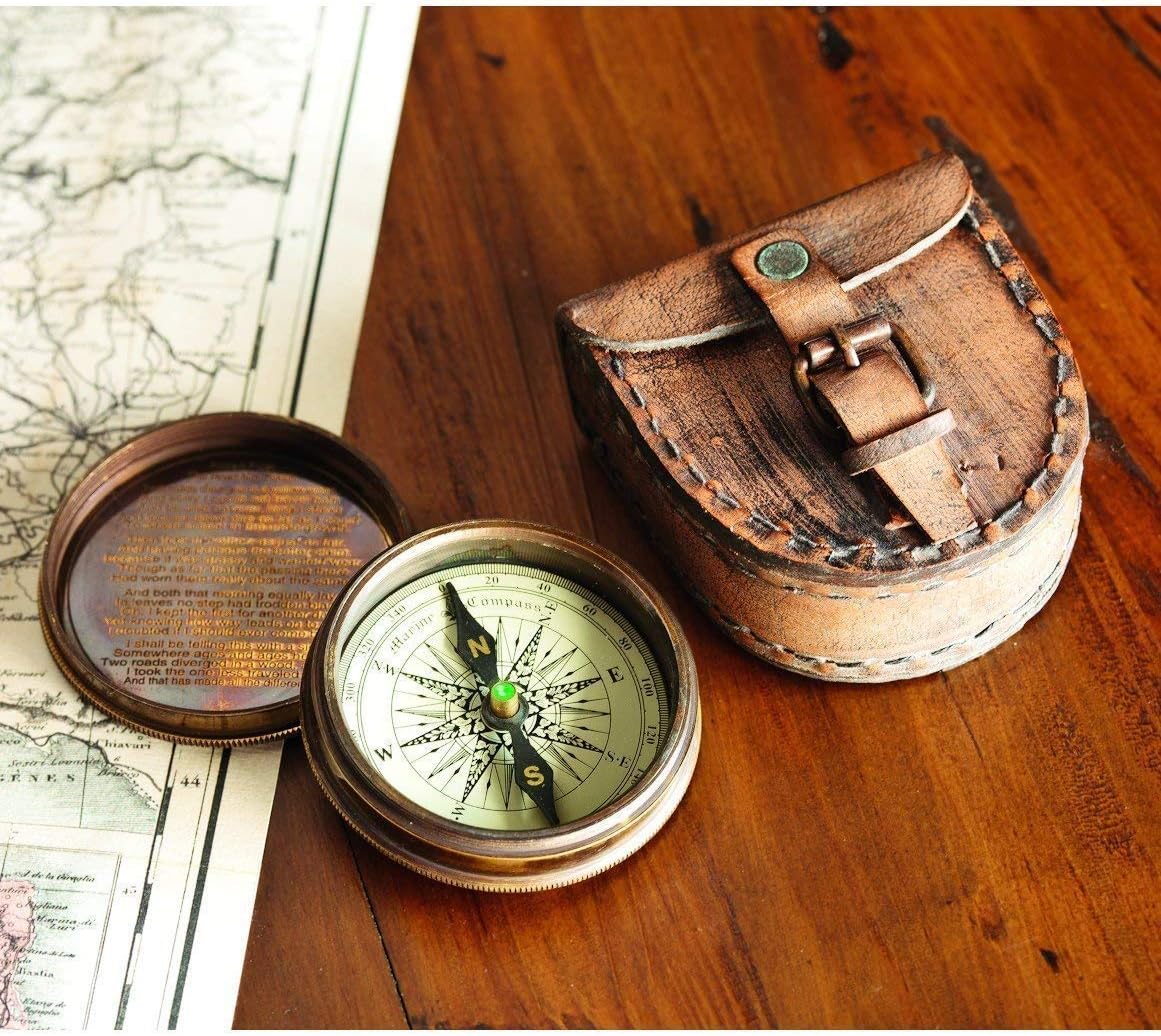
(334, 562, 669, 830)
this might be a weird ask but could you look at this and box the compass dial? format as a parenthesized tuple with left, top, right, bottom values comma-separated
(335, 562, 668, 830)
(301, 520, 700, 891)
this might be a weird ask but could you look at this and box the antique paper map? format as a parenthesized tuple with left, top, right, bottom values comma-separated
(0, 7, 416, 1029)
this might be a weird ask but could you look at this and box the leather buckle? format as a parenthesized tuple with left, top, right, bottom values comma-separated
(791, 316, 937, 439)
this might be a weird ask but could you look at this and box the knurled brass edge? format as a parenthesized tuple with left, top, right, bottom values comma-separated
(300, 714, 700, 894)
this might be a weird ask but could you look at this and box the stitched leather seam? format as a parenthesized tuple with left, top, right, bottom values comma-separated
(591, 404, 1076, 661)
(590, 421, 1067, 602)
(604, 194, 1079, 569)
(585, 417, 1077, 667)
(699, 522, 1074, 672)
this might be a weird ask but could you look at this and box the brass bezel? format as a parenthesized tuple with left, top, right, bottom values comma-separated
(299, 520, 701, 892)
(38, 412, 414, 745)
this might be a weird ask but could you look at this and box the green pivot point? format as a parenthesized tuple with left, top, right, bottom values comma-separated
(491, 680, 517, 702)
(489, 680, 520, 719)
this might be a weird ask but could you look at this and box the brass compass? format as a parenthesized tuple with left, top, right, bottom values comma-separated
(299, 520, 701, 891)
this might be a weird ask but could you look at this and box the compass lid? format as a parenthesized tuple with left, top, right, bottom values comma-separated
(39, 412, 413, 745)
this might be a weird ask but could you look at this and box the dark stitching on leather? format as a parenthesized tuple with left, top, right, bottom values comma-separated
(601, 193, 1080, 570)
(700, 532, 1073, 673)
(1035, 315, 1058, 340)
(583, 338, 1071, 607)
(826, 544, 859, 564)
(584, 415, 1079, 670)
(1006, 278, 1032, 306)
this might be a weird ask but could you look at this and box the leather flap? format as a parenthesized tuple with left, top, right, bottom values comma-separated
(556, 154, 1088, 575)
(561, 152, 971, 352)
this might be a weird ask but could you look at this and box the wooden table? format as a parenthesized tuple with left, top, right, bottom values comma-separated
(234, 8, 1159, 1028)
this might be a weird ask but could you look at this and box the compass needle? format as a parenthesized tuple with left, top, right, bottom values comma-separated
(445, 581, 499, 687)
(506, 722, 560, 826)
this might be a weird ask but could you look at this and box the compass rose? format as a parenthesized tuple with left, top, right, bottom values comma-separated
(392, 589, 612, 817)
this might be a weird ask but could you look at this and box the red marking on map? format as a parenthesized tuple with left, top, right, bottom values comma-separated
(0, 880, 33, 1030)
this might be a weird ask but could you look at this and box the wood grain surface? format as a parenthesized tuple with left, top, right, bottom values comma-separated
(234, 8, 1159, 1028)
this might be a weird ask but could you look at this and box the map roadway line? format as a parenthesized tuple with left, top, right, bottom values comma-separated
(77, 704, 92, 828)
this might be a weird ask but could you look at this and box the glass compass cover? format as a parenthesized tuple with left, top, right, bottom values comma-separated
(335, 561, 668, 830)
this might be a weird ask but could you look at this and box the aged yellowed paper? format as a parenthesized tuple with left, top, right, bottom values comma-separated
(0, 6, 416, 1029)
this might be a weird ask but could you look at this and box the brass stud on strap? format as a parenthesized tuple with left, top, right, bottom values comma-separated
(755, 240, 809, 281)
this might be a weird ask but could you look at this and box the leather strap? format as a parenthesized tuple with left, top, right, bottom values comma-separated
(729, 229, 977, 542)
(813, 355, 975, 541)
(732, 229, 859, 342)
(842, 409, 956, 475)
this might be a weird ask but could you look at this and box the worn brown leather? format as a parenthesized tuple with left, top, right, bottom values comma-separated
(556, 153, 1088, 681)
(564, 152, 974, 351)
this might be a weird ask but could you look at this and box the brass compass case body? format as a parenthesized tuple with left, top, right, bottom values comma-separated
(300, 521, 701, 891)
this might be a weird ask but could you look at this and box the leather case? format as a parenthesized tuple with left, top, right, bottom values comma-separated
(557, 153, 1088, 682)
